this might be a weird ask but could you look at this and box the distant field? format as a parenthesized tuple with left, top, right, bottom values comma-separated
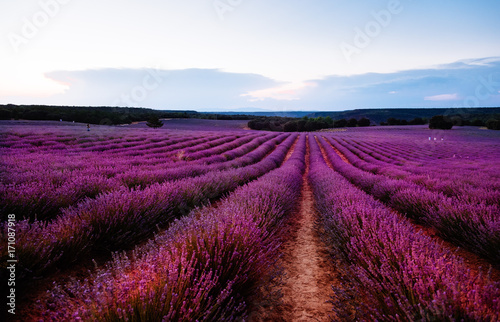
(0, 118, 249, 131)
(1, 120, 499, 320)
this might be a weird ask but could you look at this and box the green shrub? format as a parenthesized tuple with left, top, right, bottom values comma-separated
(429, 115, 453, 130)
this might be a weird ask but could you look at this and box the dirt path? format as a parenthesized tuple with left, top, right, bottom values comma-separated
(279, 175, 336, 321)
(251, 138, 336, 321)
(321, 136, 351, 165)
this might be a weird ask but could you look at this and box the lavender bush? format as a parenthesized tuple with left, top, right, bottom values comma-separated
(308, 135, 500, 321)
(39, 135, 306, 320)
(318, 135, 500, 266)
(0, 132, 298, 282)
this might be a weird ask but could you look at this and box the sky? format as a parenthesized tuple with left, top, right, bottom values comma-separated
(1, 0, 500, 111)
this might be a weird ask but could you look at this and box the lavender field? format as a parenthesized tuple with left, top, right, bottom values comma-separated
(1, 121, 500, 321)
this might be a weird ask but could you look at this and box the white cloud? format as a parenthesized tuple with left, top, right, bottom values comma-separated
(424, 93, 461, 101)
(34, 68, 279, 110)
(241, 82, 317, 102)
(3, 58, 499, 110)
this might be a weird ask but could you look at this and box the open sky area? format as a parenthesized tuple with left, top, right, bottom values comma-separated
(1, 0, 500, 111)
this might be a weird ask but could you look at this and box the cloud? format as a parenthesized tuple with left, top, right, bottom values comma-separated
(241, 82, 317, 101)
(43, 68, 280, 110)
(424, 93, 461, 101)
(281, 56, 500, 109)
(22, 56, 500, 111)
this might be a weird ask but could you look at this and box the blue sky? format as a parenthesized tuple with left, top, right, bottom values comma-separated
(1, 0, 499, 111)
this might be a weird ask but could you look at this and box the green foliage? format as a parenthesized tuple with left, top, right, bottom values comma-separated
(381, 117, 427, 126)
(296, 120, 307, 131)
(409, 117, 426, 125)
(0, 104, 200, 125)
(358, 117, 371, 127)
(429, 115, 453, 130)
(387, 117, 401, 125)
(146, 116, 164, 128)
(197, 113, 254, 120)
(248, 115, 377, 131)
(334, 119, 347, 128)
(247, 116, 334, 132)
(347, 118, 358, 127)
(471, 119, 485, 127)
(310, 108, 500, 125)
(486, 119, 500, 130)
(0, 105, 257, 125)
(283, 121, 298, 132)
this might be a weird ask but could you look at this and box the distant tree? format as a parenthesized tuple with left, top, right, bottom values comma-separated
(318, 120, 329, 129)
(306, 120, 324, 131)
(358, 117, 370, 127)
(449, 115, 465, 126)
(283, 121, 298, 132)
(471, 119, 484, 127)
(324, 116, 334, 127)
(334, 118, 347, 128)
(409, 117, 426, 125)
(247, 119, 258, 130)
(347, 118, 358, 127)
(0, 108, 13, 119)
(486, 119, 500, 130)
(304, 121, 315, 132)
(429, 115, 453, 130)
(297, 120, 307, 131)
(387, 117, 400, 126)
(146, 116, 164, 128)
(269, 121, 283, 131)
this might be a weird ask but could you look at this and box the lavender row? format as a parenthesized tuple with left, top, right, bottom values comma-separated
(108, 134, 231, 157)
(1, 128, 188, 153)
(318, 135, 500, 266)
(0, 133, 283, 221)
(335, 137, 500, 194)
(0, 131, 203, 185)
(38, 135, 306, 320)
(76, 133, 200, 154)
(308, 136, 500, 320)
(108, 134, 242, 161)
(178, 133, 264, 161)
(117, 134, 227, 157)
(324, 135, 500, 206)
(0, 134, 297, 282)
(0, 174, 121, 222)
(117, 133, 286, 188)
(140, 133, 267, 167)
(1, 132, 260, 182)
(1, 133, 235, 187)
(2, 129, 230, 171)
(330, 137, 500, 205)
(102, 133, 263, 168)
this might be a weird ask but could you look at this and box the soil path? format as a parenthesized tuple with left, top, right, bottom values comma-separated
(251, 137, 336, 321)
(321, 137, 351, 165)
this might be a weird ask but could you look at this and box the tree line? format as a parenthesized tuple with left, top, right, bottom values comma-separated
(248, 114, 500, 131)
(2, 104, 498, 130)
(248, 116, 372, 132)
(0, 105, 254, 125)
